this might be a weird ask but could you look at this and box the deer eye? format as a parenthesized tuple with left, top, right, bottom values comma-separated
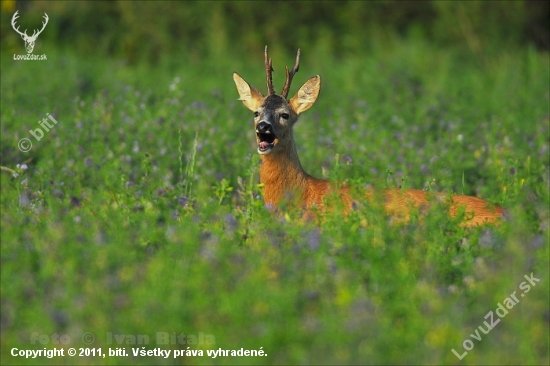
(281, 113, 289, 120)
(254, 111, 260, 117)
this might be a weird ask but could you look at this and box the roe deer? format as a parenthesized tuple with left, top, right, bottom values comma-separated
(233, 47, 503, 226)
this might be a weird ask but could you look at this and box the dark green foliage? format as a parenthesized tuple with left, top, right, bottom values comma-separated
(1, 1, 548, 65)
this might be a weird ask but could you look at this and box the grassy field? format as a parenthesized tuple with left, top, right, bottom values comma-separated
(1, 37, 549, 365)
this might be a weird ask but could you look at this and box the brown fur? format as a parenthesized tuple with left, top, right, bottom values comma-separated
(233, 48, 503, 227)
(260, 146, 503, 226)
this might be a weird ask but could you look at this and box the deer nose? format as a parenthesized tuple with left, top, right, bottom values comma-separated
(256, 122, 273, 135)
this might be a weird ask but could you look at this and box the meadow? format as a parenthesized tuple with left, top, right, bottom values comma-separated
(1, 32, 549, 365)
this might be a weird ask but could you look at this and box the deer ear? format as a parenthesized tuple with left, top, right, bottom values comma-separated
(233, 73, 264, 112)
(289, 75, 321, 115)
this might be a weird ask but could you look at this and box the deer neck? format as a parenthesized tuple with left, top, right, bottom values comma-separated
(259, 135, 311, 206)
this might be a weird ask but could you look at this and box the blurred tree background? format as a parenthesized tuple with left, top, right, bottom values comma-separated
(1, 0, 548, 66)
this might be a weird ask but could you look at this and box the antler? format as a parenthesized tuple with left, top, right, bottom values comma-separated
(30, 13, 49, 39)
(265, 46, 275, 95)
(281, 49, 301, 99)
(11, 11, 48, 40)
(11, 11, 28, 38)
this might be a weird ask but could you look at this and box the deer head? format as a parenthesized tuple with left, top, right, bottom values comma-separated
(11, 11, 49, 54)
(233, 46, 321, 156)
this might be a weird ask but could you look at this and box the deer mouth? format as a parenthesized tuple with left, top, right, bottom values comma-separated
(257, 132, 277, 154)
(256, 121, 277, 154)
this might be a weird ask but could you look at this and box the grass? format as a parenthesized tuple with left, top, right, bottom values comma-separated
(1, 38, 549, 365)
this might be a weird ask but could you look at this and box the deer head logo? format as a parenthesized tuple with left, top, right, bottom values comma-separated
(11, 11, 49, 54)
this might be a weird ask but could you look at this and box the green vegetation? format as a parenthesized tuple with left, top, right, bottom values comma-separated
(1, 1, 549, 365)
